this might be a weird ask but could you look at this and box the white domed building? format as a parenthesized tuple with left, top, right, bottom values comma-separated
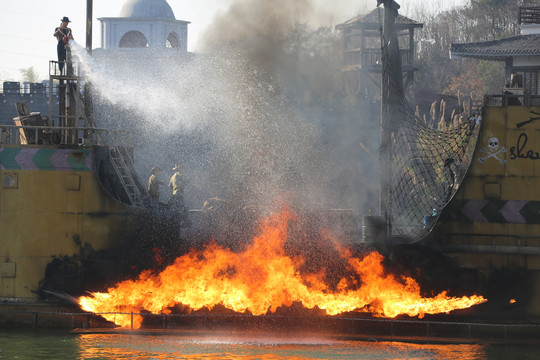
(98, 0, 190, 51)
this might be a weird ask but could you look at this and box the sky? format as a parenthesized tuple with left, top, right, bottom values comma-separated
(0, 0, 468, 82)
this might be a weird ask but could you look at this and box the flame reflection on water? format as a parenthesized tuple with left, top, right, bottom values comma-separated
(3, 330, 540, 359)
(73, 333, 490, 360)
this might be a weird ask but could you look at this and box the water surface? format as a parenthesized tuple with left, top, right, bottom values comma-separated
(1, 330, 540, 359)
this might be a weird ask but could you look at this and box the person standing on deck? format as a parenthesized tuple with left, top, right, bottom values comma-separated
(168, 163, 189, 224)
(148, 166, 165, 203)
(53, 17, 73, 74)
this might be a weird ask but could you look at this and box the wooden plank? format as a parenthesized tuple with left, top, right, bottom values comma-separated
(15, 101, 30, 117)
(12, 114, 46, 144)
(13, 117, 28, 144)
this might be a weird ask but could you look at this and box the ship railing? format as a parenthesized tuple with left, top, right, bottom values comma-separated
(519, 6, 540, 25)
(484, 92, 540, 107)
(49, 60, 81, 79)
(0, 124, 131, 148)
(343, 48, 413, 68)
(1, 309, 540, 342)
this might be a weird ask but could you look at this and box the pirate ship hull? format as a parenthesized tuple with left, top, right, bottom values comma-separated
(430, 103, 540, 319)
(0, 63, 175, 308)
(0, 141, 153, 302)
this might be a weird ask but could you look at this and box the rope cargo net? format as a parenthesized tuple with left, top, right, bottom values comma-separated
(388, 108, 480, 240)
(380, 30, 481, 240)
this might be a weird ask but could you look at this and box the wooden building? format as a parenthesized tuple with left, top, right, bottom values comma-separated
(451, 7, 540, 98)
(336, 8, 423, 103)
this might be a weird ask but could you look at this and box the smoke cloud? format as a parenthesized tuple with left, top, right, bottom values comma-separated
(70, 0, 379, 231)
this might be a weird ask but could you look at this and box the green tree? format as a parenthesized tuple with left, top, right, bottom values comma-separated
(445, 65, 487, 97)
(19, 66, 39, 83)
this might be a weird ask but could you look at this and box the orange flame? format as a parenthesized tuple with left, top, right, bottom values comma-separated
(510, 299, 516, 304)
(79, 207, 487, 328)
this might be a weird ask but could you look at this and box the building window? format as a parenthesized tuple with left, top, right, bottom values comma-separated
(119, 31, 149, 48)
(515, 68, 539, 95)
(166, 32, 180, 49)
(3, 174, 18, 189)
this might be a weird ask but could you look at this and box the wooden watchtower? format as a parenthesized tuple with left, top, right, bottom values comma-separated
(336, 8, 423, 103)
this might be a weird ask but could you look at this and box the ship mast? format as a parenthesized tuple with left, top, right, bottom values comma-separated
(85, 0, 94, 128)
(378, 0, 403, 238)
(86, 0, 93, 55)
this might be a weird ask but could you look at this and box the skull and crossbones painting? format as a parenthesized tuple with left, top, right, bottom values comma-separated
(478, 135, 506, 164)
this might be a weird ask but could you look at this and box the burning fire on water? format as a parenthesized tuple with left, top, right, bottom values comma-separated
(79, 207, 486, 328)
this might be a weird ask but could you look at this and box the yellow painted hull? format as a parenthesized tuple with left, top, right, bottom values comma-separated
(0, 146, 143, 301)
(433, 105, 540, 318)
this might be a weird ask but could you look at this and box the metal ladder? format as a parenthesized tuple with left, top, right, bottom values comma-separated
(69, 82, 97, 129)
(70, 82, 147, 208)
(107, 138, 147, 207)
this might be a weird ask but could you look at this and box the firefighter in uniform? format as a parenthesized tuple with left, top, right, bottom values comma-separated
(148, 166, 164, 203)
(168, 163, 189, 224)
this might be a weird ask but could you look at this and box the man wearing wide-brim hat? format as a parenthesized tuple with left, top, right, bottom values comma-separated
(53, 16, 74, 74)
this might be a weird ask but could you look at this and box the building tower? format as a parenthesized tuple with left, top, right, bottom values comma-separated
(336, 8, 422, 104)
(98, 0, 190, 51)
